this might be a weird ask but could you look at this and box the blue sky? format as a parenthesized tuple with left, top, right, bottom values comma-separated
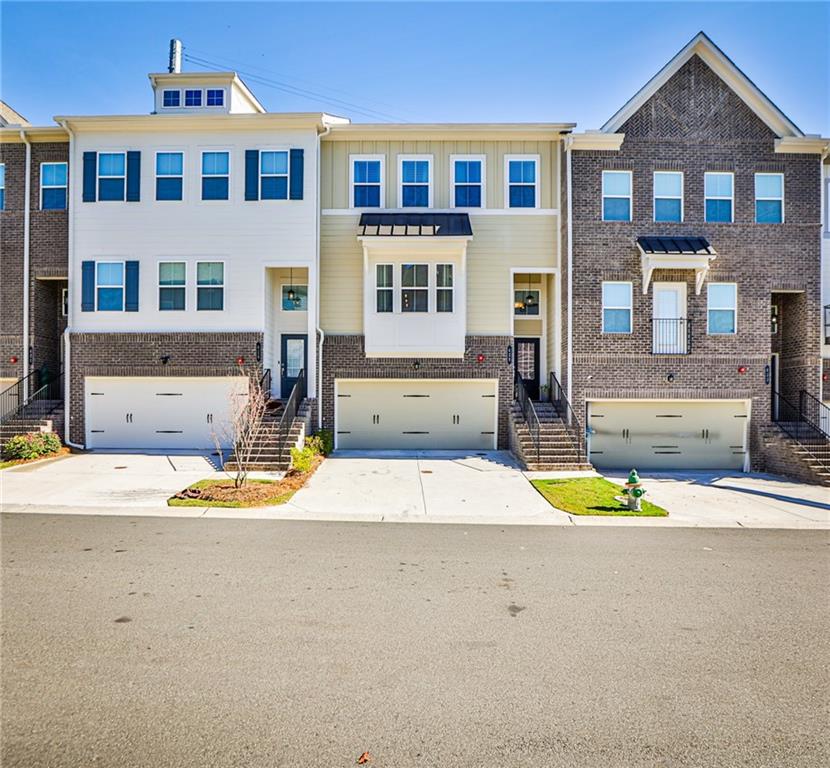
(2, 2, 828, 133)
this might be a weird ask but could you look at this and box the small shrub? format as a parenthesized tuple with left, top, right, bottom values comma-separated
(3, 432, 62, 461)
(290, 445, 315, 474)
(306, 429, 333, 456)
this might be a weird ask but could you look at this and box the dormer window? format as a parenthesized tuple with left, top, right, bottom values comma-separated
(206, 89, 224, 107)
(162, 90, 180, 108)
(184, 89, 202, 107)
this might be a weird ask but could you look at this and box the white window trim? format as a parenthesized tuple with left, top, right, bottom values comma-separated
(161, 89, 181, 108)
(279, 282, 309, 312)
(40, 161, 68, 210)
(184, 88, 204, 108)
(97, 152, 127, 201)
(349, 154, 385, 209)
(374, 264, 394, 314)
(400, 262, 430, 313)
(205, 87, 226, 108)
(200, 150, 231, 202)
(707, 282, 738, 335)
(259, 149, 290, 201)
(754, 172, 784, 223)
(158, 260, 187, 312)
(704, 171, 734, 223)
(504, 154, 541, 210)
(601, 280, 633, 334)
(450, 154, 486, 210)
(95, 260, 126, 312)
(154, 150, 185, 202)
(397, 155, 433, 208)
(436, 263, 455, 313)
(195, 260, 226, 311)
(653, 171, 683, 223)
(601, 170, 632, 222)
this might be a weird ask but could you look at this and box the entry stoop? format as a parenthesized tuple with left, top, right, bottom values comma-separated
(509, 402, 593, 471)
(759, 423, 830, 487)
(0, 402, 65, 448)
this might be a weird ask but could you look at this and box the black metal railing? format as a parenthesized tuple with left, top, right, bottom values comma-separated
(799, 390, 830, 440)
(651, 318, 692, 355)
(772, 392, 828, 472)
(549, 371, 587, 462)
(0, 369, 63, 425)
(514, 371, 541, 465)
(277, 369, 306, 466)
(259, 367, 272, 398)
(0, 370, 40, 423)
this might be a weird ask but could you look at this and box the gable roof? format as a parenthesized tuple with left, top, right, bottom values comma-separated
(0, 100, 30, 127)
(601, 31, 803, 138)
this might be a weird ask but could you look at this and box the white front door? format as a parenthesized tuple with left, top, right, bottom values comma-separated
(652, 283, 687, 354)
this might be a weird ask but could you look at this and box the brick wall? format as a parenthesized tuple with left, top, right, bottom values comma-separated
(67, 332, 262, 444)
(0, 143, 25, 379)
(320, 334, 514, 448)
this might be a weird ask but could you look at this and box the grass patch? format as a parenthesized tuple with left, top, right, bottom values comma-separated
(0, 447, 71, 470)
(531, 477, 668, 517)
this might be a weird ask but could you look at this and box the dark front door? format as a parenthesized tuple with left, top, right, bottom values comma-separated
(515, 338, 540, 400)
(280, 334, 307, 397)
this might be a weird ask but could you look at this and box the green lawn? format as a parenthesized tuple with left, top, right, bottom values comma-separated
(531, 477, 668, 517)
(168, 478, 296, 509)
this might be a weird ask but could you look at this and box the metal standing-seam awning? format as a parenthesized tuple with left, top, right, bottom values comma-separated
(636, 236, 718, 294)
(358, 212, 473, 237)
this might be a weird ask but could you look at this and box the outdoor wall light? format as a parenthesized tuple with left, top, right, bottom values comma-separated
(413, 360, 421, 371)
(666, 372, 675, 383)
(160, 355, 171, 365)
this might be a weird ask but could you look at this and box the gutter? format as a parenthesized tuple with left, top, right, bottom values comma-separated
(19, 130, 31, 398)
(315, 122, 332, 431)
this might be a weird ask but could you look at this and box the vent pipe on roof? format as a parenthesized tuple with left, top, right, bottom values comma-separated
(168, 39, 182, 73)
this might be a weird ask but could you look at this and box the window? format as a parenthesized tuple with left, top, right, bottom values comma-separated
(704, 172, 733, 223)
(755, 173, 783, 223)
(401, 264, 428, 312)
(260, 151, 288, 200)
(0, 163, 4, 209)
(602, 171, 632, 221)
(156, 152, 183, 201)
(158, 262, 186, 311)
(184, 89, 202, 107)
(96, 262, 124, 311)
(602, 281, 632, 333)
(41, 162, 68, 210)
(281, 284, 308, 311)
(653, 171, 682, 222)
(201, 152, 229, 200)
(98, 152, 126, 201)
(162, 89, 180, 108)
(436, 264, 453, 312)
(196, 262, 224, 310)
(507, 157, 538, 208)
(206, 89, 224, 107)
(61, 288, 68, 317)
(376, 264, 393, 313)
(351, 156, 382, 208)
(707, 283, 737, 334)
(399, 157, 431, 207)
(452, 157, 483, 208)
(514, 290, 540, 316)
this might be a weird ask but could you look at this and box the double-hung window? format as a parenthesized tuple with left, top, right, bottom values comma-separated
(196, 262, 224, 310)
(602, 281, 632, 333)
(401, 264, 428, 312)
(156, 152, 183, 201)
(436, 264, 454, 312)
(351, 156, 382, 208)
(506, 157, 538, 208)
(202, 152, 229, 200)
(206, 89, 224, 107)
(653, 171, 682, 222)
(399, 157, 431, 207)
(162, 89, 180, 108)
(96, 262, 124, 311)
(260, 151, 289, 200)
(376, 264, 393, 313)
(98, 153, 126, 201)
(41, 162, 68, 210)
(0, 163, 5, 209)
(602, 171, 632, 221)
(452, 157, 483, 208)
(184, 89, 202, 107)
(755, 173, 783, 223)
(159, 262, 186, 311)
(704, 172, 733, 222)
(707, 283, 737, 334)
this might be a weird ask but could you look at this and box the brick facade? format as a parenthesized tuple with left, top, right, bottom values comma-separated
(568, 54, 822, 471)
(320, 334, 514, 448)
(67, 332, 262, 444)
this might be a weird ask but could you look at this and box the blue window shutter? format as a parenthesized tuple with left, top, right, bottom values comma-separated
(125, 261, 140, 312)
(81, 261, 95, 311)
(82, 152, 97, 202)
(245, 150, 259, 201)
(289, 148, 304, 200)
(126, 151, 141, 202)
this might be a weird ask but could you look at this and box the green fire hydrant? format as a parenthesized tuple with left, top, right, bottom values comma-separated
(622, 469, 646, 511)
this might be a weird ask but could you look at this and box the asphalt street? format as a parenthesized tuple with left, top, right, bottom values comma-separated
(1, 514, 828, 767)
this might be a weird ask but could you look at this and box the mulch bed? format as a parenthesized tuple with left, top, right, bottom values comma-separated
(0, 447, 71, 469)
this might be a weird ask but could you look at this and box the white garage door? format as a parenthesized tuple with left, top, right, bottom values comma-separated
(85, 377, 249, 450)
(588, 400, 748, 471)
(336, 379, 497, 450)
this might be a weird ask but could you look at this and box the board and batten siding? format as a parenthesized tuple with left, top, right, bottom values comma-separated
(320, 214, 558, 336)
(321, 140, 560, 210)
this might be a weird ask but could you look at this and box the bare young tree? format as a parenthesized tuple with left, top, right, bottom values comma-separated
(212, 365, 268, 489)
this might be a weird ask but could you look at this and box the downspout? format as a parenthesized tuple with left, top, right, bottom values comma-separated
(315, 122, 331, 430)
(58, 119, 83, 449)
(19, 129, 31, 397)
(565, 138, 574, 404)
